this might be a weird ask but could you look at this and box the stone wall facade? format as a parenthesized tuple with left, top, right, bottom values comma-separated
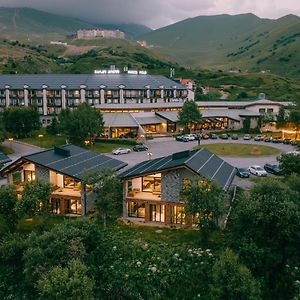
(161, 168, 196, 203)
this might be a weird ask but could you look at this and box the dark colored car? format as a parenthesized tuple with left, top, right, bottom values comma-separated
(290, 140, 299, 146)
(231, 134, 239, 140)
(264, 164, 283, 175)
(220, 134, 229, 140)
(236, 168, 250, 178)
(210, 134, 218, 139)
(264, 136, 271, 142)
(272, 137, 279, 143)
(133, 144, 148, 152)
(283, 138, 291, 144)
(175, 135, 184, 142)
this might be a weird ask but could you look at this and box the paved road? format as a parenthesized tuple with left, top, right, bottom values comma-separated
(2, 140, 43, 162)
(108, 137, 295, 169)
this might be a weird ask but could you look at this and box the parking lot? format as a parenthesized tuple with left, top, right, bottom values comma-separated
(108, 137, 296, 188)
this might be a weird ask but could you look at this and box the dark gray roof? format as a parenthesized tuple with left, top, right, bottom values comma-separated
(155, 109, 261, 123)
(0, 152, 12, 164)
(103, 113, 139, 127)
(0, 74, 186, 90)
(2, 145, 127, 180)
(119, 148, 236, 191)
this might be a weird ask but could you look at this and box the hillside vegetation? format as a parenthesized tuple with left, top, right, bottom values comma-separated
(0, 7, 151, 41)
(142, 13, 300, 79)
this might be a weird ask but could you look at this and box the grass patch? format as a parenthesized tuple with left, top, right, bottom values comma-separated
(16, 214, 70, 234)
(20, 134, 67, 148)
(0, 144, 14, 154)
(194, 143, 281, 157)
(88, 143, 132, 154)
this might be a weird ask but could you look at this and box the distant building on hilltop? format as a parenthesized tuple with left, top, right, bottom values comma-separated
(77, 29, 125, 40)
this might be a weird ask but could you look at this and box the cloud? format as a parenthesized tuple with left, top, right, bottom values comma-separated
(0, 0, 299, 28)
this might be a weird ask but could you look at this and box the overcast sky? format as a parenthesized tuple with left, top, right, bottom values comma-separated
(0, 0, 299, 29)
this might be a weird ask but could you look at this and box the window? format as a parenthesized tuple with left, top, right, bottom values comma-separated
(65, 198, 81, 215)
(142, 175, 161, 193)
(267, 108, 274, 113)
(259, 108, 266, 113)
(128, 201, 145, 218)
(12, 171, 22, 184)
(171, 206, 186, 224)
(127, 180, 133, 192)
(50, 198, 60, 214)
(150, 204, 165, 222)
(24, 170, 36, 182)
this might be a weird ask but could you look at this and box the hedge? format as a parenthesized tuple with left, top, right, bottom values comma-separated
(95, 138, 139, 146)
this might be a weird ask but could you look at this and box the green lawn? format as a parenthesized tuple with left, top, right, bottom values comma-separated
(193, 143, 281, 157)
(0, 144, 14, 154)
(89, 143, 132, 154)
(20, 134, 67, 148)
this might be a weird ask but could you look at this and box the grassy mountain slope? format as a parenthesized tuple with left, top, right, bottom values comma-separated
(0, 7, 152, 40)
(142, 13, 300, 78)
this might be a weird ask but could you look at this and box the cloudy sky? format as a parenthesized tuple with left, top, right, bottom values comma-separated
(0, 0, 299, 28)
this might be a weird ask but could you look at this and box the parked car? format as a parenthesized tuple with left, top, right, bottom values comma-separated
(254, 135, 262, 141)
(133, 144, 149, 152)
(112, 148, 131, 155)
(236, 168, 250, 178)
(175, 135, 185, 142)
(243, 134, 251, 140)
(231, 134, 239, 140)
(210, 134, 218, 139)
(283, 138, 291, 144)
(183, 134, 196, 141)
(201, 134, 210, 140)
(290, 140, 299, 146)
(272, 137, 279, 143)
(264, 163, 283, 175)
(264, 136, 271, 142)
(220, 134, 229, 140)
(248, 165, 267, 177)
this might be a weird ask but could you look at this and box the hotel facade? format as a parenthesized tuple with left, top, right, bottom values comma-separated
(0, 74, 290, 136)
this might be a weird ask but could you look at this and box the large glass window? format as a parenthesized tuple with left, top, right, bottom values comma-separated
(65, 198, 81, 215)
(142, 174, 161, 193)
(171, 206, 186, 225)
(24, 170, 36, 182)
(12, 171, 22, 184)
(128, 201, 145, 218)
(150, 204, 165, 222)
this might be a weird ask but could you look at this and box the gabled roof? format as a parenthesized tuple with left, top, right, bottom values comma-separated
(119, 149, 236, 191)
(1, 144, 127, 181)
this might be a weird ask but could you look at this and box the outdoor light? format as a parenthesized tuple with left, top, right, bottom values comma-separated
(8, 138, 14, 141)
(38, 134, 44, 138)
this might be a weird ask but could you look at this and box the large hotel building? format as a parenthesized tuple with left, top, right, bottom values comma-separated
(0, 74, 290, 137)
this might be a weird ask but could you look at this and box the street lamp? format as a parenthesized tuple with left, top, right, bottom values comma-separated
(38, 134, 44, 148)
(8, 137, 13, 149)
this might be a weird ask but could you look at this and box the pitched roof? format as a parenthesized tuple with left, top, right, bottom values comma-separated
(1, 144, 127, 180)
(0, 74, 186, 90)
(119, 149, 236, 191)
(103, 113, 139, 127)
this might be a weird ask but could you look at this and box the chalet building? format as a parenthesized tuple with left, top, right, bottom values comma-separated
(119, 149, 236, 227)
(0, 145, 127, 215)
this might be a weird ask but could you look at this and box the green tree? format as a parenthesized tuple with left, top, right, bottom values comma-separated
(58, 103, 104, 145)
(46, 117, 60, 135)
(229, 179, 300, 299)
(279, 153, 300, 175)
(276, 106, 286, 129)
(243, 117, 251, 133)
(286, 173, 300, 194)
(181, 178, 225, 242)
(21, 180, 52, 216)
(3, 106, 40, 138)
(210, 248, 261, 300)
(83, 169, 122, 226)
(289, 103, 300, 140)
(37, 259, 94, 300)
(177, 100, 202, 132)
(0, 185, 18, 230)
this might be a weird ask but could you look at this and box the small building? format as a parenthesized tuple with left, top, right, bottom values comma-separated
(0, 145, 127, 215)
(119, 149, 236, 226)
